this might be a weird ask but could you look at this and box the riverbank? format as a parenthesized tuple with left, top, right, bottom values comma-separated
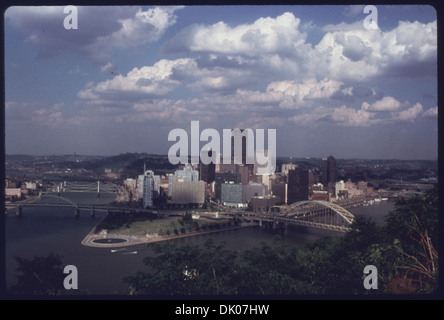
(81, 222, 257, 248)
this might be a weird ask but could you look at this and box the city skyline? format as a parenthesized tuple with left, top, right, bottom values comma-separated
(4, 5, 438, 160)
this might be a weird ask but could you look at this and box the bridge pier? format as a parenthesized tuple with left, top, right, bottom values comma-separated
(16, 206, 22, 218)
(90, 207, 95, 218)
(75, 207, 80, 218)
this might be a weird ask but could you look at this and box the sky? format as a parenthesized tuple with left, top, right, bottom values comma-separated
(4, 5, 438, 160)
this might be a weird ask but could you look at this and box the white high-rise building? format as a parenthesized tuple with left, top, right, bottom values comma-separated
(137, 174, 145, 200)
(136, 167, 161, 207)
(143, 170, 155, 208)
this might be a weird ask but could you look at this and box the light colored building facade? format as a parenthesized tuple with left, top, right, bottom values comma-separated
(168, 164, 199, 196)
(281, 163, 297, 176)
(171, 180, 205, 204)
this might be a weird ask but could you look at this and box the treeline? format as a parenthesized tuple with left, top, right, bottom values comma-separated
(123, 185, 438, 295)
(94, 211, 159, 232)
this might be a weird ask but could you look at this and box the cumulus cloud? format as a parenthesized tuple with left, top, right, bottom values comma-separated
(362, 96, 402, 111)
(164, 12, 308, 56)
(164, 11, 436, 83)
(266, 78, 343, 104)
(315, 19, 436, 81)
(78, 58, 195, 103)
(391, 103, 423, 122)
(422, 106, 438, 118)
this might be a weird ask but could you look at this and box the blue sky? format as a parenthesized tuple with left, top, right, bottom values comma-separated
(4, 5, 438, 159)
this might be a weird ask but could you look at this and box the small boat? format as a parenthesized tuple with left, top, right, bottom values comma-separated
(122, 251, 138, 255)
(110, 248, 127, 253)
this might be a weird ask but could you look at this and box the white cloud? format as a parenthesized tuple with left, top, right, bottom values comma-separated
(166, 12, 307, 56)
(391, 103, 423, 122)
(330, 105, 376, 127)
(267, 78, 343, 104)
(362, 96, 402, 111)
(99, 7, 181, 49)
(422, 106, 438, 118)
(78, 58, 195, 102)
(314, 19, 436, 81)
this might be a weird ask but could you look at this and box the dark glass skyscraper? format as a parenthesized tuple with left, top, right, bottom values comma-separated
(287, 168, 309, 204)
(199, 150, 215, 183)
(322, 155, 336, 187)
(322, 155, 336, 196)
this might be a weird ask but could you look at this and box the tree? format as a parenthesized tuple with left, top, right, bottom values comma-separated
(384, 185, 439, 293)
(9, 253, 65, 295)
(122, 239, 238, 295)
(235, 237, 308, 295)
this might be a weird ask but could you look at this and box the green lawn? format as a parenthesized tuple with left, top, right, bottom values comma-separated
(109, 215, 232, 236)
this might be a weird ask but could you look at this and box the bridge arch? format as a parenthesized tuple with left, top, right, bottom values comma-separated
(287, 200, 355, 224)
(38, 194, 78, 207)
(275, 200, 355, 232)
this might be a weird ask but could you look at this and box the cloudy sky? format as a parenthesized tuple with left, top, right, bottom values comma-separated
(4, 5, 438, 160)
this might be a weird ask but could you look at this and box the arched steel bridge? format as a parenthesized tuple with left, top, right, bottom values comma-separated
(262, 200, 355, 232)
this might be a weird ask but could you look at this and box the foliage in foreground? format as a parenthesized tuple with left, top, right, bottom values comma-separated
(123, 185, 438, 295)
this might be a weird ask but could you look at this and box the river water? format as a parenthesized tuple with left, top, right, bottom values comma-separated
(4, 192, 395, 295)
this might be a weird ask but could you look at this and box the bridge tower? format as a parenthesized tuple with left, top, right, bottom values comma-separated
(97, 181, 100, 198)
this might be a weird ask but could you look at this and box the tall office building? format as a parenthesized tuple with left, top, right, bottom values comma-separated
(199, 150, 215, 183)
(287, 168, 309, 204)
(138, 168, 160, 206)
(322, 155, 336, 186)
(143, 170, 155, 208)
(221, 183, 244, 207)
(322, 155, 336, 196)
(237, 164, 250, 185)
(231, 128, 248, 165)
(214, 172, 241, 200)
(271, 182, 287, 204)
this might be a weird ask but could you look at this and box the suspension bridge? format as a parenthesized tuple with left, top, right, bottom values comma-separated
(52, 180, 119, 196)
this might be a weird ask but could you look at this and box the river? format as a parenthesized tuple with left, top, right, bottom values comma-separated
(4, 192, 395, 295)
